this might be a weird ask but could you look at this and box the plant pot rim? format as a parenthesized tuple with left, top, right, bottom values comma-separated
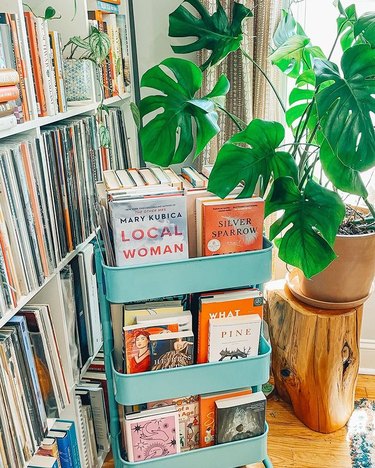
(336, 231, 375, 240)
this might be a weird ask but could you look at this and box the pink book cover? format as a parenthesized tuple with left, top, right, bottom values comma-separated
(125, 412, 180, 461)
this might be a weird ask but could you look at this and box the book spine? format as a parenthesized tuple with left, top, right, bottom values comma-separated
(24, 12, 47, 117)
(0, 68, 19, 85)
(34, 17, 55, 115)
(0, 114, 17, 130)
(0, 86, 19, 103)
(53, 434, 74, 468)
(59, 421, 81, 468)
(43, 20, 58, 114)
(50, 31, 67, 113)
(7, 15, 29, 121)
(74, 396, 90, 467)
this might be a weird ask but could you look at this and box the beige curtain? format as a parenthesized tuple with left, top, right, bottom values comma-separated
(197, 0, 283, 168)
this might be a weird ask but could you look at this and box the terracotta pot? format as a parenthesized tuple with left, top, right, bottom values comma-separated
(300, 232, 375, 303)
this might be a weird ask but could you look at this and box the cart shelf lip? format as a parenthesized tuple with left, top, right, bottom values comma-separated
(101, 238, 273, 303)
(111, 335, 271, 406)
(114, 422, 269, 467)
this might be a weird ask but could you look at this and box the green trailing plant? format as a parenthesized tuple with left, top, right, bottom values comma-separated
(63, 28, 112, 147)
(23, 4, 61, 20)
(133, 0, 375, 279)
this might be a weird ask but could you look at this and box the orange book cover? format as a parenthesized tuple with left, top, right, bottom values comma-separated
(197, 289, 263, 364)
(24, 12, 47, 117)
(124, 323, 179, 374)
(199, 388, 252, 448)
(20, 142, 49, 276)
(0, 86, 19, 103)
(201, 197, 264, 256)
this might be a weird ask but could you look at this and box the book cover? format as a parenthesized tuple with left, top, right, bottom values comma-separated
(197, 289, 263, 363)
(208, 314, 261, 362)
(201, 197, 264, 256)
(53, 420, 81, 468)
(125, 408, 180, 462)
(47, 431, 73, 468)
(29, 454, 60, 467)
(124, 323, 179, 374)
(37, 438, 61, 465)
(185, 189, 211, 258)
(147, 396, 199, 451)
(149, 331, 194, 370)
(215, 392, 266, 444)
(199, 388, 252, 448)
(110, 194, 188, 266)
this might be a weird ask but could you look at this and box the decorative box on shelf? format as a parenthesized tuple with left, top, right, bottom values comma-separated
(94, 238, 273, 468)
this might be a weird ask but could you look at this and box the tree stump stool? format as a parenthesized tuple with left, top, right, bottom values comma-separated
(267, 284, 363, 433)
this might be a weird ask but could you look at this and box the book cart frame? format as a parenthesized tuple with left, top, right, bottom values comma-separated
(94, 238, 273, 468)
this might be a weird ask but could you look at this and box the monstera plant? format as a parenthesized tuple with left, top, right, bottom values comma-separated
(133, 0, 375, 280)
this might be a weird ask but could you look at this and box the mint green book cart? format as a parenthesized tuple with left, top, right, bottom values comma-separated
(94, 238, 273, 468)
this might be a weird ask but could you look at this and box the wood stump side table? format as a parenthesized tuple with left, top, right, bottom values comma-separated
(267, 284, 363, 433)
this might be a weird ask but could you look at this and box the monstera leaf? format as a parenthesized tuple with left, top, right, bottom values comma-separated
(314, 44, 375, 172)
(336, 3, 359, 51)
(286, 70, 317, 131)
(319, 134, 368, 198)
(208, 120, 298, 198)
(266, 177, 345, 278)
(354, 11, 375, 46)
(139, 58, 229, 166)
(169, 0, 252, 70)
(270, 10, 325, 78)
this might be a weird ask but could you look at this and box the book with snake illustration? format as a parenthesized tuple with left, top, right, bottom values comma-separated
(124, 406, 180, 462)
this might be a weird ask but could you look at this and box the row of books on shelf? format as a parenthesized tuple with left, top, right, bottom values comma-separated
(98, 165, 265, 267)
(0, 111, 130, 316)
(0, 7, 131, 129)
(121, 389, 266, 462)
(88, 9, 131, 100)
(111, 287, 263, 374)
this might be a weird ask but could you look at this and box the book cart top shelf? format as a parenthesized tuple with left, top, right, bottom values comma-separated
(95, 239, 273, 468)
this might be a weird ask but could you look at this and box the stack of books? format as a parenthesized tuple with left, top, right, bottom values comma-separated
(0, 68, 19, 131)
(28, 419, 80, 467)
(121, 388, 266, 461)
(88, 7, 131, 98)
(24, 12, 67, 117)
(97, 166, 265, 266)
(0, 12, 33, 125)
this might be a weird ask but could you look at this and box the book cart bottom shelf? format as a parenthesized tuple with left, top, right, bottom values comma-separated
(94, 243, 273, 468)
(112, 424, 271, 467)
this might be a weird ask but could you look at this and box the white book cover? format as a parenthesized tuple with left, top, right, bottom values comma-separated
(110, 194, 188, 266)
(208, 314, 261, 362)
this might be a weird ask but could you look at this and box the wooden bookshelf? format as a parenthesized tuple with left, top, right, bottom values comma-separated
(0, 0, 137, 466)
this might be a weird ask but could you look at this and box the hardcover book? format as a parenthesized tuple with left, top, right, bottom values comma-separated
(215, 392, 266, 444)
(125, 406, 180, 462)
(110, 194, 188, 266)
(198, 197, 264, 256)
(147, 396, 199, 451)
(208, 314, 261, 362)
(197, 288, 263, 363)
(199, 388, 252, 448)
(124, 323, 179, 374)
(149, 331, 194, 370)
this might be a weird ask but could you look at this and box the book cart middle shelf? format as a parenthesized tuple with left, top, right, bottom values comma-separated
(95, 239, 273, 468)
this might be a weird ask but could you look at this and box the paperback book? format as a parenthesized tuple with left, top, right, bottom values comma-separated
(147, 396, 199, 451)
(125, 406, 180, 462)
(110, 194, 188, 266)
(124, 323, 179, 374)
(149, 331, 194, 370)
(208, 314, 261, 362)
(215, 392, 266, 444)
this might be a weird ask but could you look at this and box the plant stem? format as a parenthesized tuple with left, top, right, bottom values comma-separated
(240, 47, 286, 113)
(363, 198, 375, 218)
(217, 104, 246, 131)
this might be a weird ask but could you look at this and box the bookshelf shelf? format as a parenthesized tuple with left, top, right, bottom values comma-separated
(95, 242, 274, 468)
(0, 231, 97, 328)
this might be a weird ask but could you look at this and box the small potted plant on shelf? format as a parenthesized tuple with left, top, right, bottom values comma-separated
(132, 0, 375, 306)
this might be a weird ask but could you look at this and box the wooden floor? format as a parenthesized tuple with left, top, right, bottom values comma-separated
(104, 374, 375, 468)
